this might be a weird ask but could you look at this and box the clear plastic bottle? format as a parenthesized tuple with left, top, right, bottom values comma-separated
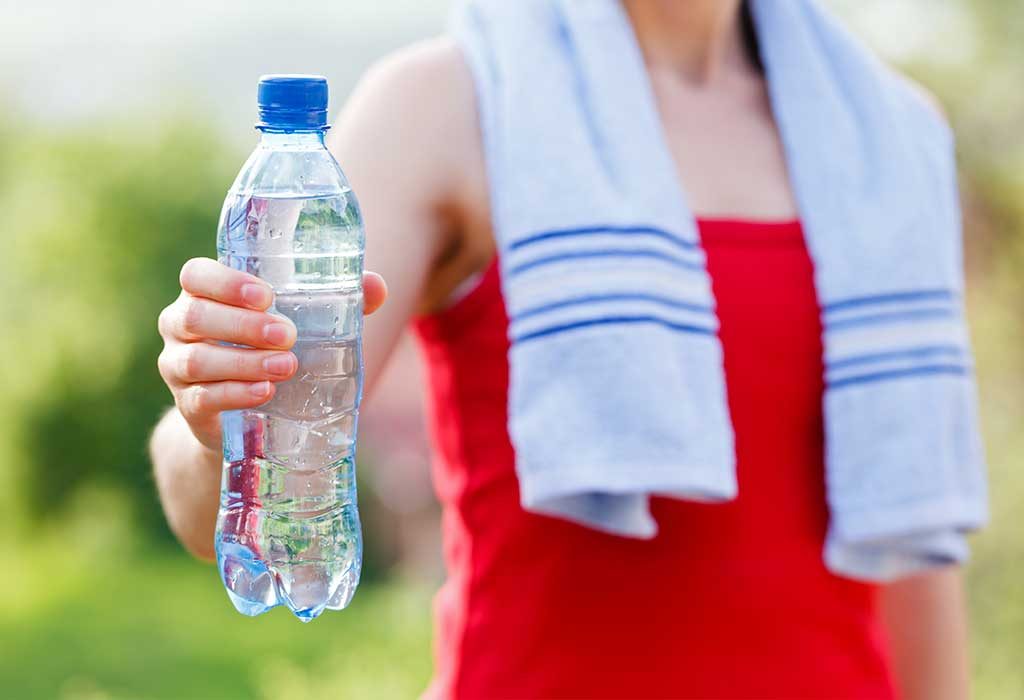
(214, 75, 364, 621)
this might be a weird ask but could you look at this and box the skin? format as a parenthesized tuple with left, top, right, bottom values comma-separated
(151, 1, 971, 696)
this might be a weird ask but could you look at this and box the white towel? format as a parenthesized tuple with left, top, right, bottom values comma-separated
(450, 0, 988, 581)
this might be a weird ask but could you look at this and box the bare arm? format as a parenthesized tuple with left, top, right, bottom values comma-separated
(334, 39, 489, 388)
(881, 566, 972, 700)
(150, 39, 479, 560)
(150, 407, 222, 559)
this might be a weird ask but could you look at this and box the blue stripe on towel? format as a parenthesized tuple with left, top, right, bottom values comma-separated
(822, 289, 957, 315)
(513, 292, 715, 322)
(825, 308, 958, 332)
(514, 315, 716, 344)
(827, 345, 964, 371)
(510, 225, 700, 253)
(828, 364, 968, 390)
(507, 249, 706, 277)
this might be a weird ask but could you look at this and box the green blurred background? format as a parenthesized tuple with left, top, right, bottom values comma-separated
(1, 1, 1021, 698)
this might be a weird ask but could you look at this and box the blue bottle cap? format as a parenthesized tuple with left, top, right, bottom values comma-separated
(256, 75, 329, 132)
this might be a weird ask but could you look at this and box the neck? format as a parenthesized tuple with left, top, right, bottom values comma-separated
(621, 0, 750, 83)
(257, 129, 326, 149)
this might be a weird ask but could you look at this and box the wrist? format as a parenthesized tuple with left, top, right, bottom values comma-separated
(170, 405, 222, 456)
(193, 435, 221, 469)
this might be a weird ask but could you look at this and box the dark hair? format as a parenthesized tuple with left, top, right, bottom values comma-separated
(740, 1, 765, 73)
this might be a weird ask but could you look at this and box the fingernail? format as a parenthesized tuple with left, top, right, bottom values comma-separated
(263, 354, 294, 377)
(263, 322, 292, 347)
(250, 381, 270, 397)
(241, 283, 271, 308)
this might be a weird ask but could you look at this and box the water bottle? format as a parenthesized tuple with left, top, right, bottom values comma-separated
(214, 75, 364, 621)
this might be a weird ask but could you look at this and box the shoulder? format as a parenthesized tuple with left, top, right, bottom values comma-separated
(330, 38, 493, 309)
(332, 37, 483, 207)
(353, 37, 475, 114)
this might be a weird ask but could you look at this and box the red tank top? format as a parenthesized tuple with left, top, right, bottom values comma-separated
(412, 219, 895, 699)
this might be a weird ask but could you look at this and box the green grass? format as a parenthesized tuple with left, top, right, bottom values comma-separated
(0, 552, 433, 700)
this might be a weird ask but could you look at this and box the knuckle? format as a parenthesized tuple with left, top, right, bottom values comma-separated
(233, 350, 252, 376)
(157, 306, 174, 337)
(179, 344, 203, 381)
(181, 297, 205, 337)
(239, 312, 262, 344)
(176, 386, 196, 417)
(156, 349, 173, 381)
(188, 384, 214, 416)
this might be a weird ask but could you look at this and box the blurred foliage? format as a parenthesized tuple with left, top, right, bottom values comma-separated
(1, 1, 1023, 697)
(0, 119, 232, 538)
(2, 542, 432, 699)
(903, 1, 1024, 275)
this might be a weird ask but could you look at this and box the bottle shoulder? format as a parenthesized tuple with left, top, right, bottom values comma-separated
(228, 144, 354, 199)
(217, 142, 364, 255)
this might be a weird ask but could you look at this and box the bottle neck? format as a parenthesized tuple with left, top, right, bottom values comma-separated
(256, 129, 327, 150)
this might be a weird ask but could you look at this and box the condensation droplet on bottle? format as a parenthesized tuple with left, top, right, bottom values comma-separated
(269, 228, 282, 239)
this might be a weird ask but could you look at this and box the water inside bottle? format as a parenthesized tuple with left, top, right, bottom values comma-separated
(215, 192, 364, 621)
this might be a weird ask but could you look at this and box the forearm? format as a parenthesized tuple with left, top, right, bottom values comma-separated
(881, 566, 971, 700)
(150, 407, 221, 560)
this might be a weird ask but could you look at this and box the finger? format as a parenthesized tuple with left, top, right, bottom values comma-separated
(161, 344, 297, 384)
(170, 296, 297, 349)
(179, 257, 274, 311)
(363, 271, 388, 315)
(178, 380, 276, 421)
